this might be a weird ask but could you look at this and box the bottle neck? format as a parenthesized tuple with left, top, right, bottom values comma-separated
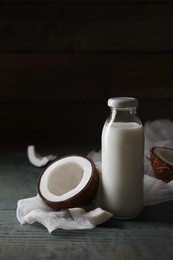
(107, 107, 142, 125)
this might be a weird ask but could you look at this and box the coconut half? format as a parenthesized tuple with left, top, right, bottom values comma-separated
(37, 155, 100, 210)
(149, 147, 173, 183)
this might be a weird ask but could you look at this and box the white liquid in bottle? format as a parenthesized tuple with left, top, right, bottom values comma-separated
(101, 98, 144, 219)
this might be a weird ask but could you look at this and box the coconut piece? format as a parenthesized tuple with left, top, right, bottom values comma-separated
(149, 147, 173, 183)
(68, 207, 86, 219)
(37, 155, 100, 210)
(83, 208, 113, 226)
(27, 145, 57, 167)
(69, 207, 113, 226)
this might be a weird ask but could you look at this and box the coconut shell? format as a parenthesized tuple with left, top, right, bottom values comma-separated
(37, 155, 100, 210)
(149, 147, 173, 183)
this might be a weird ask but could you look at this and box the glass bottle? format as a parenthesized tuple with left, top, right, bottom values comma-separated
(101, 97, 144, 219)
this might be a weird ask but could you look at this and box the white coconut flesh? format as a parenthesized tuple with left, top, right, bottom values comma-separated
(40, 159, 92, 201)
(47, 162, 84, 197)
(38, 155, 99, 209)
(153, 147, 173, 166)
(27, 145, 57, 167)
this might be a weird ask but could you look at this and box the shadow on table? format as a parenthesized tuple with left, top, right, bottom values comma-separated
(99, 200, 173, 228)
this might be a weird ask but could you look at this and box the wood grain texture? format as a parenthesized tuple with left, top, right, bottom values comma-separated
(0, 152, 173, 259)
(0, 1, 173, 259)
(0, 3, 173, 52)
(0, 1, 172, 144)
(0, 53, 173, 101)
(0, 53, 173, 146)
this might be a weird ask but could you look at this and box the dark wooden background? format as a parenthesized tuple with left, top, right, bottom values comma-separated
(1, 0, 173, 150)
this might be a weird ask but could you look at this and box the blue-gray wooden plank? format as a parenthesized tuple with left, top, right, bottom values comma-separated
(0, 151, 173, 259)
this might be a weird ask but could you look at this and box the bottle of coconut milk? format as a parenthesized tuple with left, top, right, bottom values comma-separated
(101, 97, 144, 219)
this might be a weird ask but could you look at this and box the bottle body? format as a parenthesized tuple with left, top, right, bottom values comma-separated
(101, 98, 144, 218)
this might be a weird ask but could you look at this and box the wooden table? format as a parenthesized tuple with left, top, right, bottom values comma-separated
(0, 149, 173, 259)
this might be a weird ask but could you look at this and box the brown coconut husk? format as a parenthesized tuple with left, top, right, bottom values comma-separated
(149, 147, 173, 183)
(37, 155, 100, 210)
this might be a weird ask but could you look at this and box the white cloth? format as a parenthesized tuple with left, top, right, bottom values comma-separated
(143, 119, 173, 205)
(17, 194, 113, 233)
(16, 119, 173, 232)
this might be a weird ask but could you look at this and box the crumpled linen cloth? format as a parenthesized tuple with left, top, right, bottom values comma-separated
(16, 119, 173, 232)
(17, 194, 113, 233)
